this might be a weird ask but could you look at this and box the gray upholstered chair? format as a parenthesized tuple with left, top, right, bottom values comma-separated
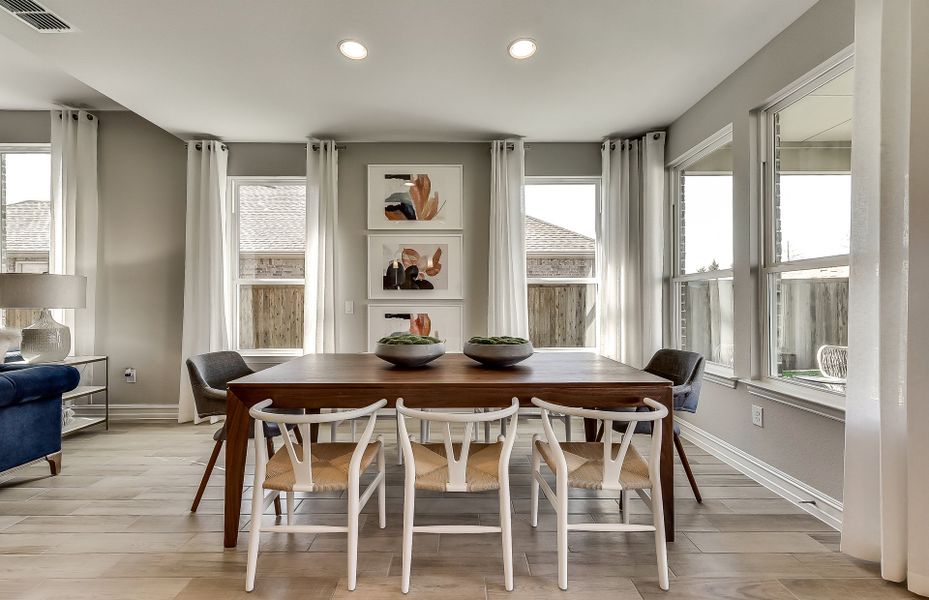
(186, 351, 299, 513)
(602, 348, 705, 502)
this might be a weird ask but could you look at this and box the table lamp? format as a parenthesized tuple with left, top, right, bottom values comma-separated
(0, 273, 87, 362)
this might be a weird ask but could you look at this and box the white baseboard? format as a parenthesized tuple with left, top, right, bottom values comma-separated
(73, 403, 178, 421)
(677, 419, 843, 530)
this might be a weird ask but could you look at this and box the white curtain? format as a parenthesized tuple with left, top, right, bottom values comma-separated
(487, 139, 528, 338)
(598, 133, 666, 367)
(304, 140, 339, 354)
(50, 109, 98, 357)
(842, 1, 929, 595)
(177, 141, 232, 423)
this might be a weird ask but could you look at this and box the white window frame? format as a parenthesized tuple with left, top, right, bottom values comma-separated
(524, 176, 601, 351)
(0, 144, 52, 328)
(668, 126, 734, 376)
(228, 176, 306, 356)
(759, 54, 853, 400)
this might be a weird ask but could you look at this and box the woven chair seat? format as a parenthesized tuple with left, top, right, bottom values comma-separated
(411, 442, 503, 492)
(263, 441, 381, 492)
(534, 440, 652, 491)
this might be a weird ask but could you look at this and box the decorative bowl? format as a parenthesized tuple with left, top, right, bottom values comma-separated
(463, 338, 534, 368)
(375, 341, 446, 368)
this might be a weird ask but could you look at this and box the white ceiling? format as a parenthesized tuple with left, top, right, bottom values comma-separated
(0, 0, 820, 142)
(0, 34, 120, 110)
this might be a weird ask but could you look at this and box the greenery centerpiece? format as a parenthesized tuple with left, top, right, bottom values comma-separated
(463, 335, 534, 367)
(375, 333, 445, 367)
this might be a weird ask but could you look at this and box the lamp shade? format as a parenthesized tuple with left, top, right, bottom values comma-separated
(0, 274, 86, 309)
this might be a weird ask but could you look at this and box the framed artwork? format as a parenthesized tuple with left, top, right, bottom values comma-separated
(367, 234, 464, 300)
(367, 304, 464, 352)
(367, 164, 463, 229)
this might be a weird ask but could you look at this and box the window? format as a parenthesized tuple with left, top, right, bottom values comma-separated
(231, 178, 306, 353)
(1, 147, 51, 329)
(762, 61, 853, 394)
(524, 178, 599, 349)
(670, 130, 734, 370)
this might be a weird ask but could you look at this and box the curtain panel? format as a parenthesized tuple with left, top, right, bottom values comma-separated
(487, 139, 529, 338)
(599, 132, 666, 367)
(50, 109, 99, 357)
(843, 0, 929, 595)
(304, 140, 339, 354)
(177, 141, 232, 423)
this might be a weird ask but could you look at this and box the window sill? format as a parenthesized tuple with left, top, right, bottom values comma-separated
(744, 379, 845, 422)
(704, 369, 738, 389)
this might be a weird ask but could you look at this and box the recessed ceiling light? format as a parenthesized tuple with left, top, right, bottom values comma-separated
(508, 38, 537, 60)
(339, 40, 368, 60)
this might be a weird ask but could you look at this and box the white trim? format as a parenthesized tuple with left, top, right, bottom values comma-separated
(667, 123, 733, 168)
(746, 379, 845, 421)
(704, 371, 738, 389)
(73, 403, 178, 421)
(676, 419, 843, 530)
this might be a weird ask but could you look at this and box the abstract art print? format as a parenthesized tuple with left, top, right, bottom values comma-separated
(367, 305, 463, 352)
(367, 164, 463, 229)
(367, 234, 463, 300)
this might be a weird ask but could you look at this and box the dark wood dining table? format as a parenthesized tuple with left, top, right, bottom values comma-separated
(223, 352, 674, 547)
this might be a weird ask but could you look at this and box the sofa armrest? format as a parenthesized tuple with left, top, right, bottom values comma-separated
(0, 365, 81, 409)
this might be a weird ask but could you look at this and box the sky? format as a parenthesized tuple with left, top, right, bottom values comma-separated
(524, 183, 597, 239)
(3, 153, 50, 204)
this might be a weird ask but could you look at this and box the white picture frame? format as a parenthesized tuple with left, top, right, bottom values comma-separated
(367, 234, 464, 300)
(367, 164, 463, 230)
(367, 304, 464, 352)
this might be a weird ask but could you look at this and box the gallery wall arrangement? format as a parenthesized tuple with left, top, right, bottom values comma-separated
(365, 164, 465, 348)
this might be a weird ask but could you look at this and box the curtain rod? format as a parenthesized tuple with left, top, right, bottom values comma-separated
(310, 143, 348, 151)
(602, 132, 664, 151)
(185, 142, 228, 151)
(57, 113, 95, 121)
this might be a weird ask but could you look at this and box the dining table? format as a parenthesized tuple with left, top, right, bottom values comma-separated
(222, 351, 674, 547)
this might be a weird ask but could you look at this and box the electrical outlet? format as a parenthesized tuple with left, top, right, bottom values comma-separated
(752, 405, 764, 427)
(344, 300, 354, 315)
(124, 368, 137, 383)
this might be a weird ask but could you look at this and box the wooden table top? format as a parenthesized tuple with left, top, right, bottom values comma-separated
(227, 352, 671, 408)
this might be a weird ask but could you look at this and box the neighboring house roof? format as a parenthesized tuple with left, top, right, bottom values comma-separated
(525, 216, 594, 253)
(5, 200, 50, 252)
(238, 185, 305, 253)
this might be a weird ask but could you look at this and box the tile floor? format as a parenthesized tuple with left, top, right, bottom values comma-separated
(0, 421, 918, 599)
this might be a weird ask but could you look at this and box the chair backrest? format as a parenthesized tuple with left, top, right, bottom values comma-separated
(817, 345, 848, 379)
(644, 348, 704, 413)
(249, 398, 387, 492)
(396, 399, 520, 492)
(532, 397, 668, 491)
(186, 351, 253, 419)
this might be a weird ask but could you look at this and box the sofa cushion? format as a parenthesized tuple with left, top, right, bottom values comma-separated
(0, 365, 81, 409)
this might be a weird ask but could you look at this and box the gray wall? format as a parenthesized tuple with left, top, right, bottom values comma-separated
(666, 0, 854, 500)
(227, 141, 600, 353)
(1, 110, 187, 407)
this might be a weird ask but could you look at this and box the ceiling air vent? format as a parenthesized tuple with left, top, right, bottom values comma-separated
(0, 0, 72, 33)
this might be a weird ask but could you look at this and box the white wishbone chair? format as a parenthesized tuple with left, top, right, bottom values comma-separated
(530, 397, 670, 591)
(245, 398, 388, 592)
(396, 398, 520, 593)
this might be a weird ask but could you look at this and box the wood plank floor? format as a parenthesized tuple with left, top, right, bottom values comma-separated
(0, 421, 917, 599)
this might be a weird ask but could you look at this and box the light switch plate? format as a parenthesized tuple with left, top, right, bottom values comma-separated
(752, 405, 764, 427)
(344, 300, 354, 315)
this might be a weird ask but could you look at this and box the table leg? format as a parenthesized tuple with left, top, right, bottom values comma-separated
(659, 386, 675, 542)
(583, 417, 598, 441)
(224, 390, 250, 548)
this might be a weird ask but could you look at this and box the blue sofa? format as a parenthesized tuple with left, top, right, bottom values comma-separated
(0, 364, 80, 475)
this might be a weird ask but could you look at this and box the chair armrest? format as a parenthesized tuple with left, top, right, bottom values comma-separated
(202, 386, 227, 402)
